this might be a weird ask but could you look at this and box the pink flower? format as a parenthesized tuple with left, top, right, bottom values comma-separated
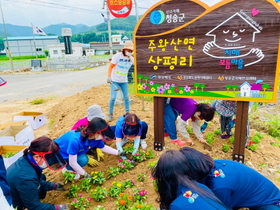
(149, 81, 154, 86)
(118, 159, 123, 162)
(139, 190, 147, 196)
(171, 83, 175, 87)
(87, 197, 92, 202)
(73, 198, 78, 203)
(157, 86, 165, 94)
(164, 83, 170, 90)
(131, 180, 135, 185)
(78, 194, 83, 197)
(184, 85, 191, 92)
(142, 84, 147, 89)
(121, 164, 125, 169)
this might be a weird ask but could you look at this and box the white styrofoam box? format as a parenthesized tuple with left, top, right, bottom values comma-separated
(0, 145, 27, 169)
(0, 125, 34, 146)
(13, 112, 46, 130)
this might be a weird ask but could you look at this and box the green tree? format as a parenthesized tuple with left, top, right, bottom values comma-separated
(137, 74, 143, 83)
(232, 85, 239, 93)
(193, 83, 200, 92)
(44, 50, 49, 57)
(225, 85, 232, 92)
(200, 84, 206, 91)
(262, 84, 270, 93)
(144, 76, 149, 83)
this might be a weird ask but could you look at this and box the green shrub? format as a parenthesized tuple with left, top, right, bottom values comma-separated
(30, 98, 46, 105)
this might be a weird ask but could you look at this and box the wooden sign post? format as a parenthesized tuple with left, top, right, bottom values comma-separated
(134, 0, 280, 161)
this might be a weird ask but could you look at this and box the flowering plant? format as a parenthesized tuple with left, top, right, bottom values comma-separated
(108, 181, 124, 197)
(133, 188, 148, 202)
(63, 170, 76, 184)
(90, 186, 107, 202)
(70, 194, 91, 210)
(116, 193, 133, 210)
(123, 143, 135, 154)
(66, 184, 80, 199)
(123, 179, 135, 188)
(129, 201, 156, 210)
(144, 150, 154, 159)
(117, 159, 135, 173)
(137, 174, 146, 182)
(91, 171, 106, 185)
(79, 178, 92, 192)
(106, 167, 120, 179)
(147, 160, 157, 170)
(132, 151, 146, 162)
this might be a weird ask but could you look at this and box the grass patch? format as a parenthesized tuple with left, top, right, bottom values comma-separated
(30, 98, 47, 105)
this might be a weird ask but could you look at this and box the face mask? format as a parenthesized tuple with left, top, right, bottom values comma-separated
(39, 159, 48, 169)
(125, 52, 132, 56)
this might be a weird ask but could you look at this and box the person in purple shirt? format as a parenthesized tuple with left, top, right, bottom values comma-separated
(152, 149, 228, 210)
(165, 97, 215, 146)
(180, 147, 280, 210)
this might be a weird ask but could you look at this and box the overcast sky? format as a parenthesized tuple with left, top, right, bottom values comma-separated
(1, 0, 222, 28)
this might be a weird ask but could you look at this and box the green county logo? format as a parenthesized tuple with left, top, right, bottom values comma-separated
(150, 10, 165, 25)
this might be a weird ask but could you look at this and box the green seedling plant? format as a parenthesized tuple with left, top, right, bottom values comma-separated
(258, 163, 267, 167)
(91, 171, 106, 186)
(251, 136, 261, 144)
(63, 171, 76, 184)
(66, 185, 80, 199)
(123, 179, 135, 188)
(133, 188, 148, 202)
(206, 132, 215, 144)
(147, 160, 158, 170)
(70, 194, 91, 210)
(276, 169, 280, 174)
(144, 150, 154, 159)
(93, 206, 106, 210)
(129, 201, 156, 210)
(222, 144, 231, 152)
(79, 178, 92, 192)
(132, 151, 147, 162)
(108, 181, 124, 197)
(214, 128, 222, 135)
(116, 193, 133, 210)
(90, 186, 107, 202)
(229, 136, 235, 144)
(2, 152, 17, 158)
(123, 144, 135, 154)
(186, 126, 193, 134)
(117, 159, 135, 172)
(137, 174, 146, 182)
(255, 132, 264, 139)
(106, 167, 120, 179)
(247, 143, 258, 151)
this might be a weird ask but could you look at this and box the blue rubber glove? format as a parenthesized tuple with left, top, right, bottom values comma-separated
(226, 119, 236, 130)
(200, 121, 208, 132)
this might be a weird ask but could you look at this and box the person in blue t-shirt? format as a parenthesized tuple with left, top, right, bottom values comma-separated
(115, 113, 148, 156)
(55, 117, 119, 180)
(0, 155, 13, 210)
(179, 147, 280, 210)
(152, 149, 228, 210)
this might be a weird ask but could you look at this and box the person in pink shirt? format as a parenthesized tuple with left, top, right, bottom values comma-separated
(71, 105, 106, 130)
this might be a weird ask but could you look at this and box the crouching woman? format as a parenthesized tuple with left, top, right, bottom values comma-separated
(6, 136, 69, 210)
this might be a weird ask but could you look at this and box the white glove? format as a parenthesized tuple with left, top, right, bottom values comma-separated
(107, 77, 112, 83)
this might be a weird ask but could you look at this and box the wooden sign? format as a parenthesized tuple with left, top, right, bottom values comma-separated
(134, 0, 280, 102)
(108, 0, 133, 18)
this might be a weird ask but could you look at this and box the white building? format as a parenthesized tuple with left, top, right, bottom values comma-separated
(240, 81, 252, 97)
(47, 43, 84, 58)
(2, 36, 60, 57)
(111, 35, 122, 44)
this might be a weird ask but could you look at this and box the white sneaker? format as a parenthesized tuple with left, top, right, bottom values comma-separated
(121, 137, 129, 146)
(140, 139, 147, 149)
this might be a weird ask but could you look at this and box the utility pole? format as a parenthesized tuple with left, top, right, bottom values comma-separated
(0, 0, 14, 72)
(103, 0, 113, 57)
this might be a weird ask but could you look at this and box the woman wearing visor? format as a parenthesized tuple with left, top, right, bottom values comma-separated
(151, 150, 228, 210)
(55, 117, 119, 179)
(115, 113, 148, 156)
(6, 136, 69, 210)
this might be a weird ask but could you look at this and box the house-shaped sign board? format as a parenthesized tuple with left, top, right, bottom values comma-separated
(134, 0, 280, 102)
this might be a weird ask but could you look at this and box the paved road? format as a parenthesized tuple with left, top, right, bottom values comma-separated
(0, 65, 108, 103)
